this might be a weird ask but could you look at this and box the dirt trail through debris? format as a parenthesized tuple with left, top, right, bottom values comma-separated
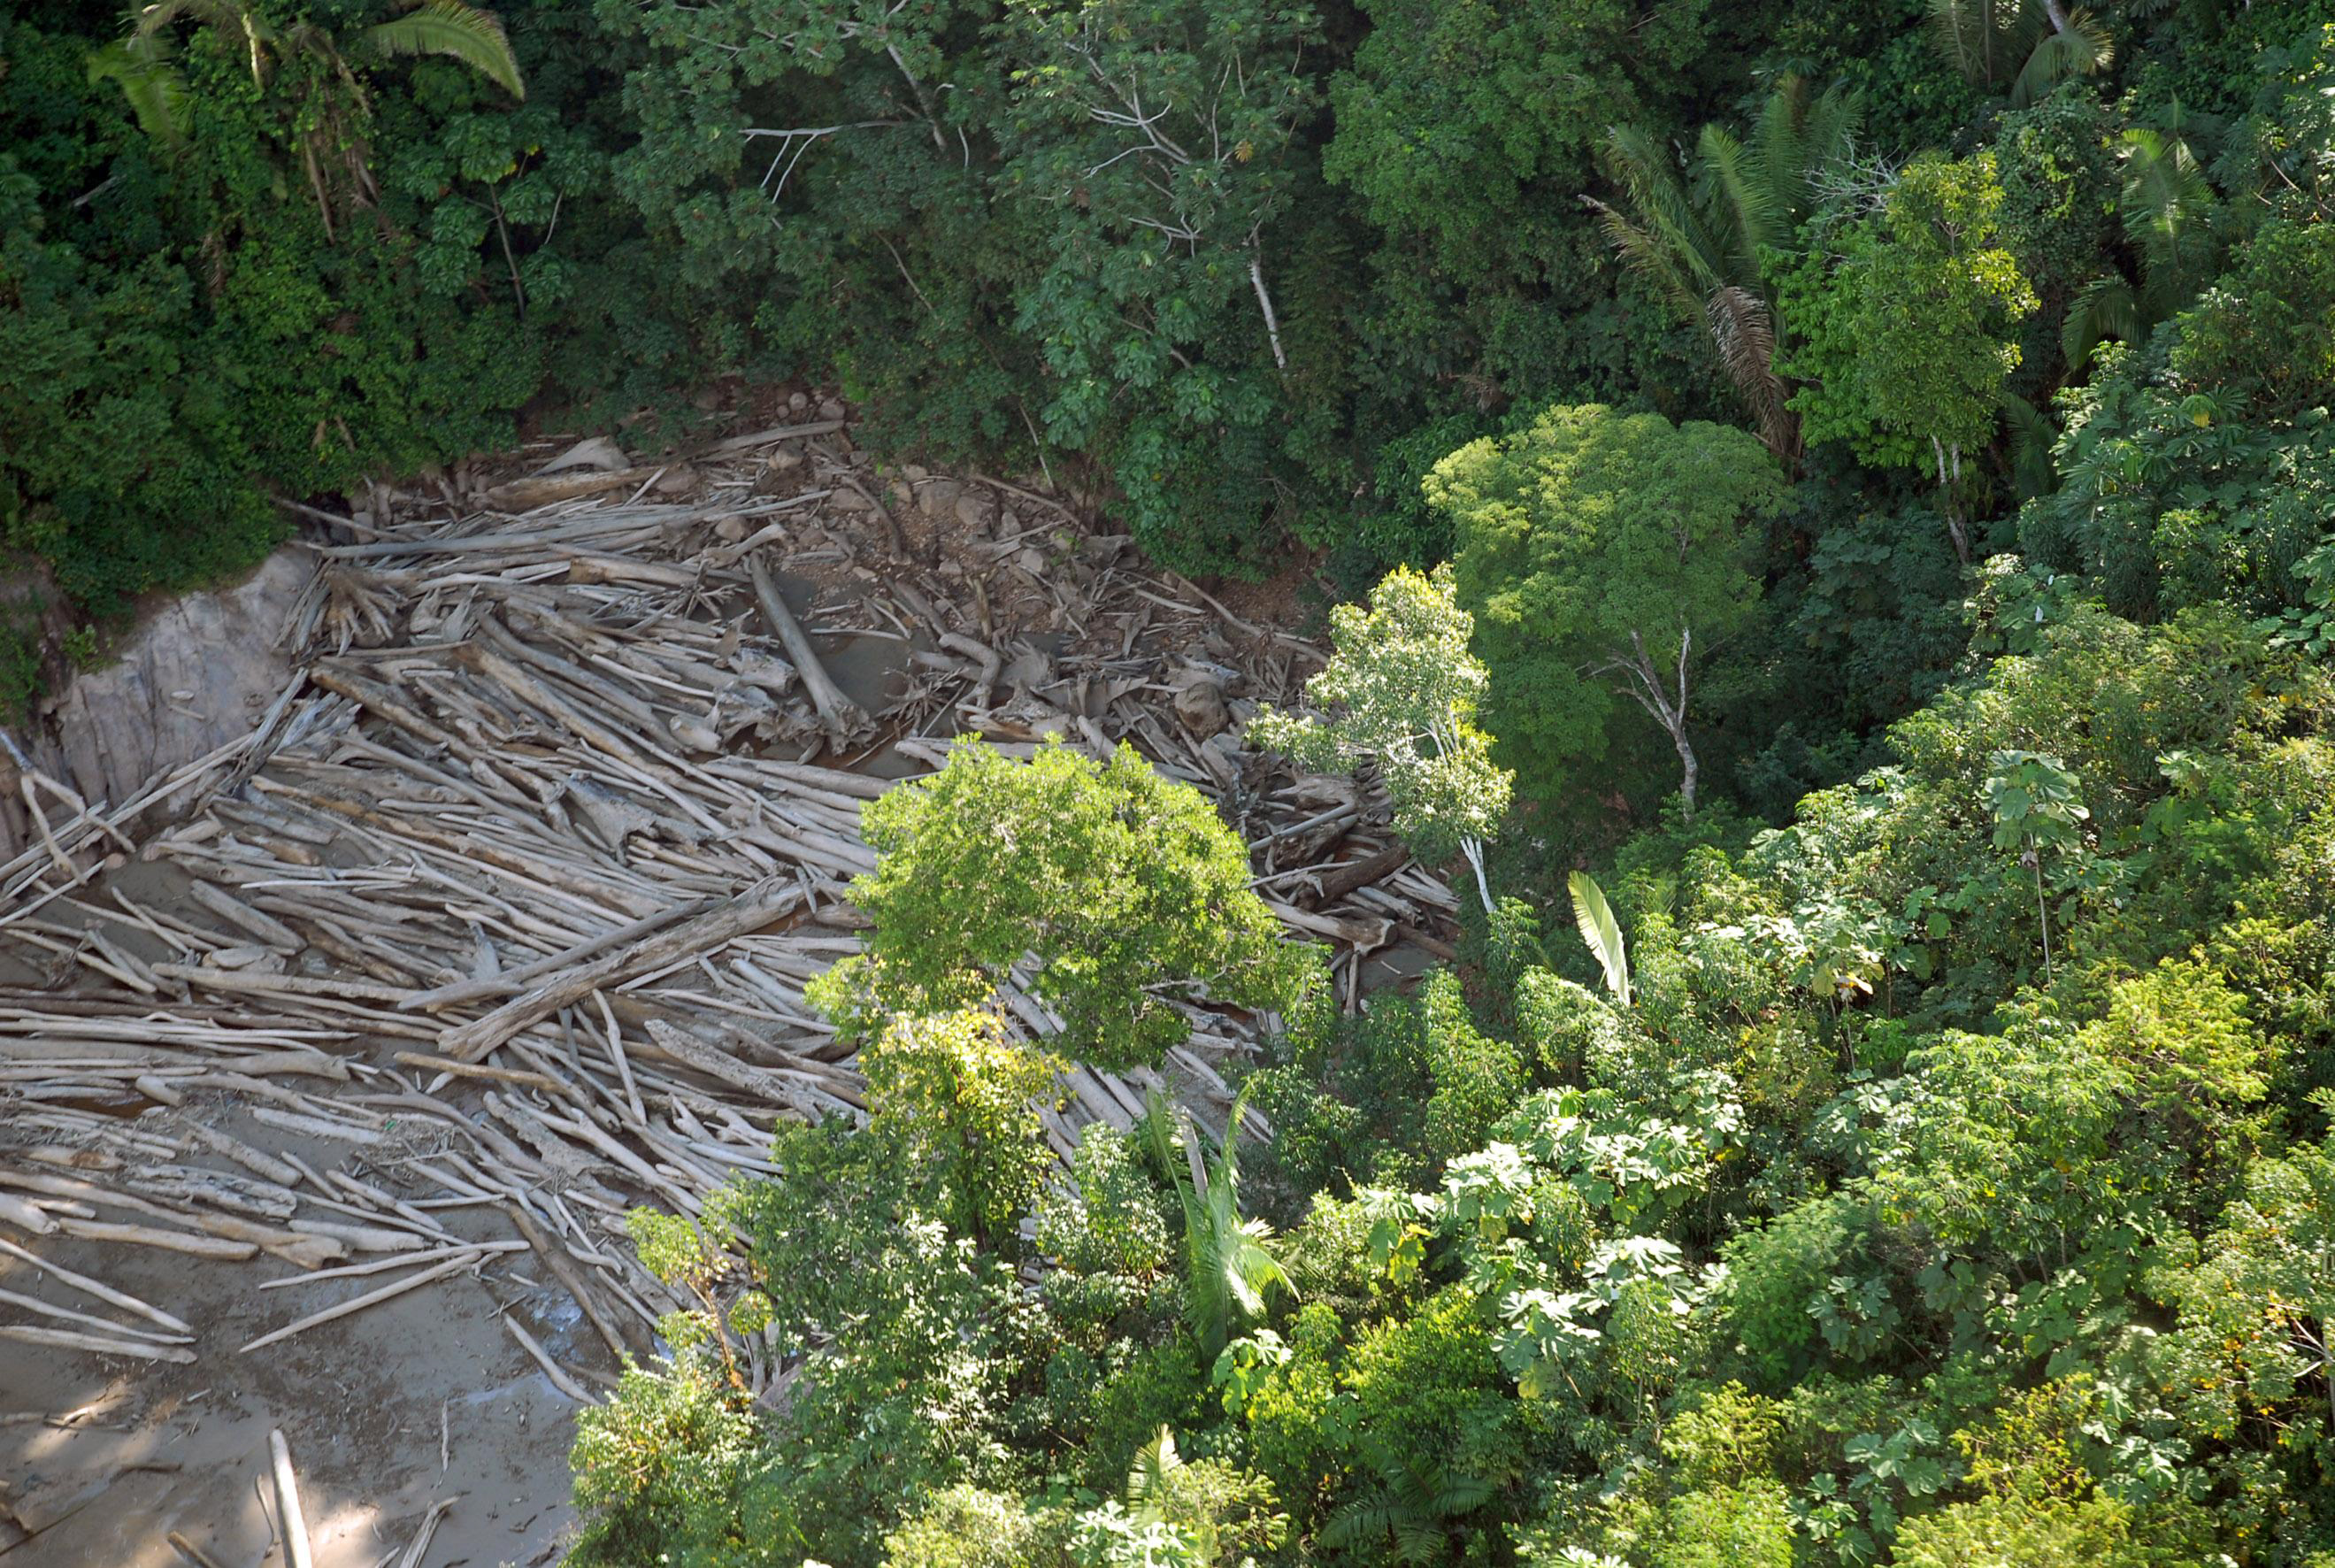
(0, 404, 1455, 1566)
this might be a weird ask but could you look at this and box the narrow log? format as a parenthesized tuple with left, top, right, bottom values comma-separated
(0, 1235, 191, 1332)
(52, 1218, 256, 1259)
(268, 1429, 316, 1568)
(0, 1324, 196, 1364)
(0, 1286, 193, 1344)
(501, 1311, 593, 1403)
(401, 898, 716, 1012)
(240, 1251, 481, 1353)
(500, 1201, 640, 1362)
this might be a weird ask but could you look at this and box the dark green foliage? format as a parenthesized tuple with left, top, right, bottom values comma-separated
(2023, 220, 2335, 621)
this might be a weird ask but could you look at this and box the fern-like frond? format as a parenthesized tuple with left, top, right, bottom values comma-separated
(359, 0, 524, 97)
(1929, 0, 2043, 88)
(2118, 127, 2218, 314)
(1998, 388, 2059, 499)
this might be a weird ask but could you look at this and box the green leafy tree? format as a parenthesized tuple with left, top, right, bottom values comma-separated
(119, 0, 524, 234)
(1248, 564, 1512, 913)
(1849, 153, 2038, 558)
(829, 739, 1315, 1070)
(1429, 404, 1789, 817)
(1323, 0, 1708, 318)
(2154, 1130, 2335, 1440)
(885, 1484, 1071, 1568)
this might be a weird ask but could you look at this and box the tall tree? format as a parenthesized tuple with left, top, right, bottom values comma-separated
(111, 0, 524, 234)
(1427, 404, 1787, 818)
(1849, 153, 2037, 559)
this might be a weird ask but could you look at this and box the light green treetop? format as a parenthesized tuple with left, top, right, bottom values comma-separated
(818, 738, 1316, 1070)
(1428, 403, 1787, 818)
(1248, 563, 1512, 912)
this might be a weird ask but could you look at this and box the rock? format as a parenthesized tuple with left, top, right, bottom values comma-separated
(954, 489, 996, 534)
(1014, 546, 1047, 576)
(6, 550, 309, 857)
(787, 391, 810, 414)
(918, 477, 964, 519)
(651, 465, 699, 497)
(1174, 678, 1231, 739)
(710, 515, 749, 543)
(818, 397, 847, 422)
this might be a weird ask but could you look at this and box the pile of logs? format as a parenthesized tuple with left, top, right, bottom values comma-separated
(0, 413, 1459, 1413)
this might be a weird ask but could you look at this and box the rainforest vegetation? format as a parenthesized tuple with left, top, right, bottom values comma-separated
(6, 0, 2335, 1561)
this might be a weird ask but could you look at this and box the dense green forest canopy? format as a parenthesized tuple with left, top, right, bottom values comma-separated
(7, 0, 2335, 1562)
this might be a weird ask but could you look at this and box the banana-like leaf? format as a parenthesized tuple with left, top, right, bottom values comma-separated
(360, 0, 524, 98)
(1567, 870, 1632, 1007)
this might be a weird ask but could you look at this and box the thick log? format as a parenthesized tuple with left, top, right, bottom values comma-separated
(439, 880, 803, 1063)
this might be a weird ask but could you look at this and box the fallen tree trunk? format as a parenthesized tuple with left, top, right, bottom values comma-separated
(440, 880, 805, 1063)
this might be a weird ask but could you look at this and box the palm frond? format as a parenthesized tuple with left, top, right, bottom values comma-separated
(2061, 273, 2140, 367)
(1998, 389, 2059, 499)
(1126, 1426, 1182, 1508)
(359, 0, 524, 98)
(1700, 125, 1789, 276)
(1929, 0, 2047, 88)
(2009, 6, 2113, 109)
(1146, 1088, 1290, 1355)
(1708, 284, 1796, 463)
(2119, 127, 2217, 313)
(87, 34, 189, 149)
(1799, 84, 1866, 196)
(1751, 75, 1812, 216)
(1600, 125, 1719, 315)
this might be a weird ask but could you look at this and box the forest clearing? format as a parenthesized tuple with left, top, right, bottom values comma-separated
(0, 411, 1449, 1564)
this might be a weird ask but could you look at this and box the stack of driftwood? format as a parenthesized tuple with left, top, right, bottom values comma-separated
(0, 412, 1457, 1410)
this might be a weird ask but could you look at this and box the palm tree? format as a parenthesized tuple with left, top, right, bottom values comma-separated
(1317, 1441, 1498, 1566)
(2062, 122, 2223, 368)
(96, 1, 522, 235)
(1145, 1091, 1292, 1357)
(1591, 79, 1863, 466)
(1928, 0, 2115, 109)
